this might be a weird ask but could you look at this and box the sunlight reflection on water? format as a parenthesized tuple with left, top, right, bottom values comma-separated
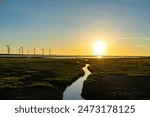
(63, 64, 91, 100)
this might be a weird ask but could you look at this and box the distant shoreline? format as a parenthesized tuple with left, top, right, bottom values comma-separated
(0, 54, 150, 58)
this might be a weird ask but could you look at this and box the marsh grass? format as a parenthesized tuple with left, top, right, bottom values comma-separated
(0, 58, 85, 99)
(82, 58, 150, 100)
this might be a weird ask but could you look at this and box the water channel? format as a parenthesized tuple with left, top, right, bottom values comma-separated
(63, 64, 91, 100)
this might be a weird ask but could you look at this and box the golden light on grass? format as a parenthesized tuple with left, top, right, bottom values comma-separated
(93, 40, 106, 56)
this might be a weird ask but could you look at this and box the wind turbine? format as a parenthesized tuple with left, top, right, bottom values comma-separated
(33, 48, 36, 55)
(18, 48, 21, 54)
(49, 49, 51, 56)
(42, 48, 44, 55)
(6, 44, 10, 54)
(27, 49, 29, 55)
(20, 46, 23, 55)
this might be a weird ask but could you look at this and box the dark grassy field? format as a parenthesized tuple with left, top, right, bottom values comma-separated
(0, 58, 85, 99)
(82, 58, 150, 100)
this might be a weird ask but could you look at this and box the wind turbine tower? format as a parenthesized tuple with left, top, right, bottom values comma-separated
(18, 48, 21, 54)
(20, 46, 23, 55)
(49, 49, 51, 56)
(27, 49, 29, 55)
(42, 48, 44, 55)
(6, 44, 10, 54)
(33, 48, 36, 55)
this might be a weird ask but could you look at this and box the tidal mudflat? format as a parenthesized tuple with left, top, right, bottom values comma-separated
(0, 58, 85, 99)
(82, 58, 150, 100)
(1, 57, 150, 100)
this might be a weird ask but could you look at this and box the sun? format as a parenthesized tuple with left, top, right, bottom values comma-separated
(93, 41, 106, 55)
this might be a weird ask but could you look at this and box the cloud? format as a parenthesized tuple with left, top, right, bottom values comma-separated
(144, 39, 150, 41)
(113, 36, 150, 40)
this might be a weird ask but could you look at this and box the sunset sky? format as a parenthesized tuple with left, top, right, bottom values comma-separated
(0, 0, 150, 55)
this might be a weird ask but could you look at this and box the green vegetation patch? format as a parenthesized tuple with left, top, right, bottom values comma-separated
(82, 58, 150, 100)
(0, 58, 85, 99)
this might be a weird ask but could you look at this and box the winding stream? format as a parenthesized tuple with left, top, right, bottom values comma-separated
(63, 64, 91, 100)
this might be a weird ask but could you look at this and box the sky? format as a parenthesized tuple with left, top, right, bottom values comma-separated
(0, 0, 150, 55)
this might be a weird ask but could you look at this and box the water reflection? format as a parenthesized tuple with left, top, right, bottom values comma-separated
(97, 55, 102, 59)
(63, 64, 91, 100)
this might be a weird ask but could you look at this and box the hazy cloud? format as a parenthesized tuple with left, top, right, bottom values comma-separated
(107, 41, 114, 43)
(144, 39, 150, 41)
(113, 36, 150, 40)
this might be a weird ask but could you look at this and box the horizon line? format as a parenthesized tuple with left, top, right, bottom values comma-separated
(0, 54, 150, 57)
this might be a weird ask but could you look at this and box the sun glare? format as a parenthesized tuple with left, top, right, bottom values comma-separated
(93, 41, 106, 55)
